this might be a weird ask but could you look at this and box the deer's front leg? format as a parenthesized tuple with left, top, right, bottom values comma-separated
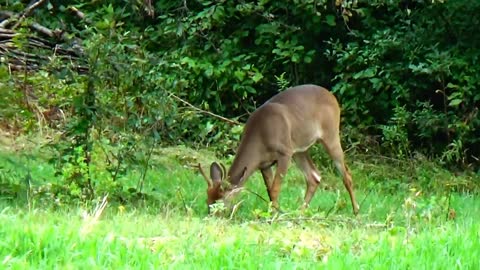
(270, 155, 291, 210)
(261, 167, 274, 202)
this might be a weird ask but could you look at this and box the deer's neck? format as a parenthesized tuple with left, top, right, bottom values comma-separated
(227, 141, 258, 186)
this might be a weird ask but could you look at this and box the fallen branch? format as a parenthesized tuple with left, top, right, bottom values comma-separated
(0, 45, 49, 60)
(68, 6, 86, 20)
(6, 63, 39, 72)
(143, 0, 155, 18)
(0, 11, 15, 21)
(169, 92, 241, 125)
(0, 20, 10, 29)
(31, 22, 64, 39)
(12, 0, 47, 29)
(0, 28, 55, 47)
(0, 26, 87, 73)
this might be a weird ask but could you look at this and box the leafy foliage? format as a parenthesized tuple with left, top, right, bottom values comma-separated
(1, 0, 479, 176)
(328, 0, 480, 166)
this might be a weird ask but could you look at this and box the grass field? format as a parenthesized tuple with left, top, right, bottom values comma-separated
(1, 135, 479, 269)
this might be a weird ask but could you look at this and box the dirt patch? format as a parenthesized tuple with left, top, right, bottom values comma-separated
(0, 128, 56, 154)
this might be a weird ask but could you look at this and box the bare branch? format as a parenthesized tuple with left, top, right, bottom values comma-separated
(12, 0, 47, 29)
(0, 46, 48, 61)
(68, 6, 85, 19)
(143, 0, 155, 18)
(0, 11, 15, 21)
(0, 28, 14, 34)
(169, 93, 241, 126)
(31, 23, 64, 40)
(0, 19, 12, 28)
(6, 63, 39, 71)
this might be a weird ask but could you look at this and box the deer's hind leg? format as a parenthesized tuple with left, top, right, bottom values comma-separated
(293, 151, 322, 208)
(320, 133, 359, 215)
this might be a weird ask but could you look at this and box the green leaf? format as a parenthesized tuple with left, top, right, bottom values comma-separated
(234, 70, 246, 81)
(231, 124, 244, 135)
(245, 86, 257, 94)
(204, 122, 214, 134)
(252, 72, 263, 83)
(363, 67, 377, 78)
(204, 67, 213, 77)
(353, 67, 377, 79)
(326, 15, 336, 26)
(448, 99, 462, 107)
(292, 54, 300, 63)
(212, 6, 225, 21)
(446, 83, 460, 89)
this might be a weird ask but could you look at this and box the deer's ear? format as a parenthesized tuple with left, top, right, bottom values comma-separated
(219, 163, 227, 180)
(210, 162, 224, 183)
(197, 163, 212, 187)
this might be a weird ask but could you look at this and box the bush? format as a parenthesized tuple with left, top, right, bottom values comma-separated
(1, 0, 479, 169)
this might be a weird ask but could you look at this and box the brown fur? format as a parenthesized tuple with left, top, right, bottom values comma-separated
(199, 84, 359, 215)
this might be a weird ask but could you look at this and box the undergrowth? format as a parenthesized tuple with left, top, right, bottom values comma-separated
(1, 132, 479, 269)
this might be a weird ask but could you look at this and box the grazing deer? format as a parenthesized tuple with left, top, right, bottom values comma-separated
(198, 84, 359, 215)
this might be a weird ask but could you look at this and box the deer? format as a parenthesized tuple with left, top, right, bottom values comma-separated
(198, 84, 359, 215)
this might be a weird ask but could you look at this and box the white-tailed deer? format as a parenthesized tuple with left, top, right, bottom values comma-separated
(198, 84, 359, 215)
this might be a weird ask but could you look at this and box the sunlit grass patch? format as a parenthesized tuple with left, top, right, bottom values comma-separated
(1, 139, 479, 269)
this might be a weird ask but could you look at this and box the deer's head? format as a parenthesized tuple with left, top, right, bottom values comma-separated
(198, 162, 246, 213)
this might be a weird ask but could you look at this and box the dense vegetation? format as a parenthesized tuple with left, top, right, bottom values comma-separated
(2, 0, 480, 163)
(1, 0, 479, 199)
(1, 1, 480, 268)
(1, 138, 479, 268)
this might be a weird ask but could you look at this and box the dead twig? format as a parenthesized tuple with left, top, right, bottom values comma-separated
(169, 92, 241, 125)
(244, 187, 269, 204)
(229, 200, 244, 220)
(79, 195, 108, 237)
(30, 22, 63, 39)
(68, 6, 86, 20)
(12, 0, 47, 29)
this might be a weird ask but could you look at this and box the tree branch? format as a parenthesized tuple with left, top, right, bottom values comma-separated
(68, 6, 85, 20)
(31, 22, 64, 39)
(168, 93, 241, 125)
(12, 0, 47, 29)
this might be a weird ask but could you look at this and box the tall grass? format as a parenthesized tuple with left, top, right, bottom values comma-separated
(1, 203, 479, 269)
(1, 137, 479, 269)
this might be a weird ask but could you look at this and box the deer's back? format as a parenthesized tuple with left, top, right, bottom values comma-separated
(267, 84, 337, 109)
(242, 84, 340, 154)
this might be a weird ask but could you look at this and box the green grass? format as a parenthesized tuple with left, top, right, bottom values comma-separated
(1, 135, 479, 269)
(1, 203, 479, 269)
